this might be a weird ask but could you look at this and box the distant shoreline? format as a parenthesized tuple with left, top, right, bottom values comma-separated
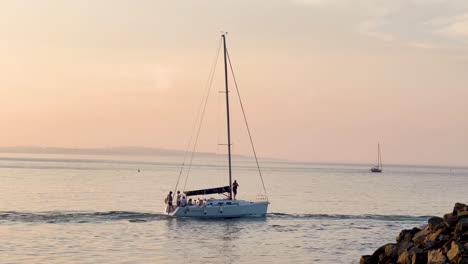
(0, 146, 466, 169)
(0, 146, 260, 161)
(0, 146, 185, 156)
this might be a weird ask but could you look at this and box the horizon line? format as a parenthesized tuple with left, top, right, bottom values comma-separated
(0, 145, 466, 169)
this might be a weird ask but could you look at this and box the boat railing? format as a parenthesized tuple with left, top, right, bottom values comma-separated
(256, 195, 268, 201)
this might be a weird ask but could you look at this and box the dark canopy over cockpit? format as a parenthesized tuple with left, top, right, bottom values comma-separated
(184, 186, 231, 197)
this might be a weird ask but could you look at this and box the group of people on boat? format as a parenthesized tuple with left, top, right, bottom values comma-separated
(164, 191, 205, 213)
(164, 180, 239, 213)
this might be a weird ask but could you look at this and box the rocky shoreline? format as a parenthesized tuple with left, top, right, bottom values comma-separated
(361, 203, 468, 264)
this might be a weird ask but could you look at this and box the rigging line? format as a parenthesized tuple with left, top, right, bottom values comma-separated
(226, 50, 269, 201)
(216, 69, 222, 188)
(173, 38, 222, 194)
(182, 38, 222, 192)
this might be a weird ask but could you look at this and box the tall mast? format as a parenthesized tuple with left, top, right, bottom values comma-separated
(379, 143, 382, 169)
(377, 143, 381, 169)
(222, 34, 233, 199)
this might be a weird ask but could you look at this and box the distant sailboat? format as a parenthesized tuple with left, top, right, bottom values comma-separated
(370, 143, 383, 173)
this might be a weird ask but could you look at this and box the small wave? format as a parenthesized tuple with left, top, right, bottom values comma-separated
(0, 211, 170, 224)
(0, 211, 431, 224)
(267, 213, 431, 222)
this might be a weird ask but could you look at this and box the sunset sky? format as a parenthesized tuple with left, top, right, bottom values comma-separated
(1, 0, 467, 166)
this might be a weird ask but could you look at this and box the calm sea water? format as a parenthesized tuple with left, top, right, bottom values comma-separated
(1, 152, 467, 263)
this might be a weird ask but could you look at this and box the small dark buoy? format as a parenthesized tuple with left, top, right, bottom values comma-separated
(137, 169, 140, 173)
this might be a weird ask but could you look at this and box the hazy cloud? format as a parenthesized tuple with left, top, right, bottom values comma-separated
(358, 19, 395, 42)
(294, 0, 468, 48)
(429, 13, 468, 42)
(407, 41, 437, 49)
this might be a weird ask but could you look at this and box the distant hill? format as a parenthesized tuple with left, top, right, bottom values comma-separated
(0, 146, 188, 156)
(0, 146, 252, 159)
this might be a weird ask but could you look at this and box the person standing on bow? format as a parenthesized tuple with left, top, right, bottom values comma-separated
(233, 180, 239, 199)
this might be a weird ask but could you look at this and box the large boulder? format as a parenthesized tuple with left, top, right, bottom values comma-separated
(427, 249, 447, 264)
(397, 250, 410, 264)
(424, 239, 450, 252)
(461, 232, 468, 244)
(361, 203, 468, 264)
(430, 217, 447, 231)
(458, 211, 468, 221)
(397, 228, 422, 243)
(456, 219, 468, 233)
(428, 229, 444, 242)
(396, 240, 414, 256)
(445, 213, 459, 228)
(384, 243, 398, 260)
(398, 247, 425, 264)
(412, 230, 430, 246)
(411, 250, 427, 264)
(453, 203, 468, 216)
(360, 255, 377, 264)
(370, 243, 397, 263)
(447, 241, 464, 264)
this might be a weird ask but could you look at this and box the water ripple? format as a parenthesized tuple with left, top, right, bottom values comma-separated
(0, 211, 170, 223)
(268, 212, 431, 221)
(0, 211, 431, 224)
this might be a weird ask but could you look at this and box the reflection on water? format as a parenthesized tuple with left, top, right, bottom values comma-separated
(162, 219, 246, 264)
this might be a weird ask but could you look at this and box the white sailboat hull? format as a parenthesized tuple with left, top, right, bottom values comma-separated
(166, 199, 269, 218)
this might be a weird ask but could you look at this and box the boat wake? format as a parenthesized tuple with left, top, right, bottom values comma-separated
(268, 213, 431, 222)
(0, 211, 171, 224)
(0, 211, 431, 224)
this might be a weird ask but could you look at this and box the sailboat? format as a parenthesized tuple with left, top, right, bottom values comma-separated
(370, 143, 383, 173)
(165, 34, 269, 218)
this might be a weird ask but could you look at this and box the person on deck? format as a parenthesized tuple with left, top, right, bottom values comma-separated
(176, 191, 181, 207)
(180, 196, 187, 207)
(188, 198, 193, 206)
(165, 191, 173, 213)
(233, 180, 239, 199)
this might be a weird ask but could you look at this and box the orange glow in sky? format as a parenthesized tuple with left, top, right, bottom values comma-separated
(1, 1, 467, 166)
